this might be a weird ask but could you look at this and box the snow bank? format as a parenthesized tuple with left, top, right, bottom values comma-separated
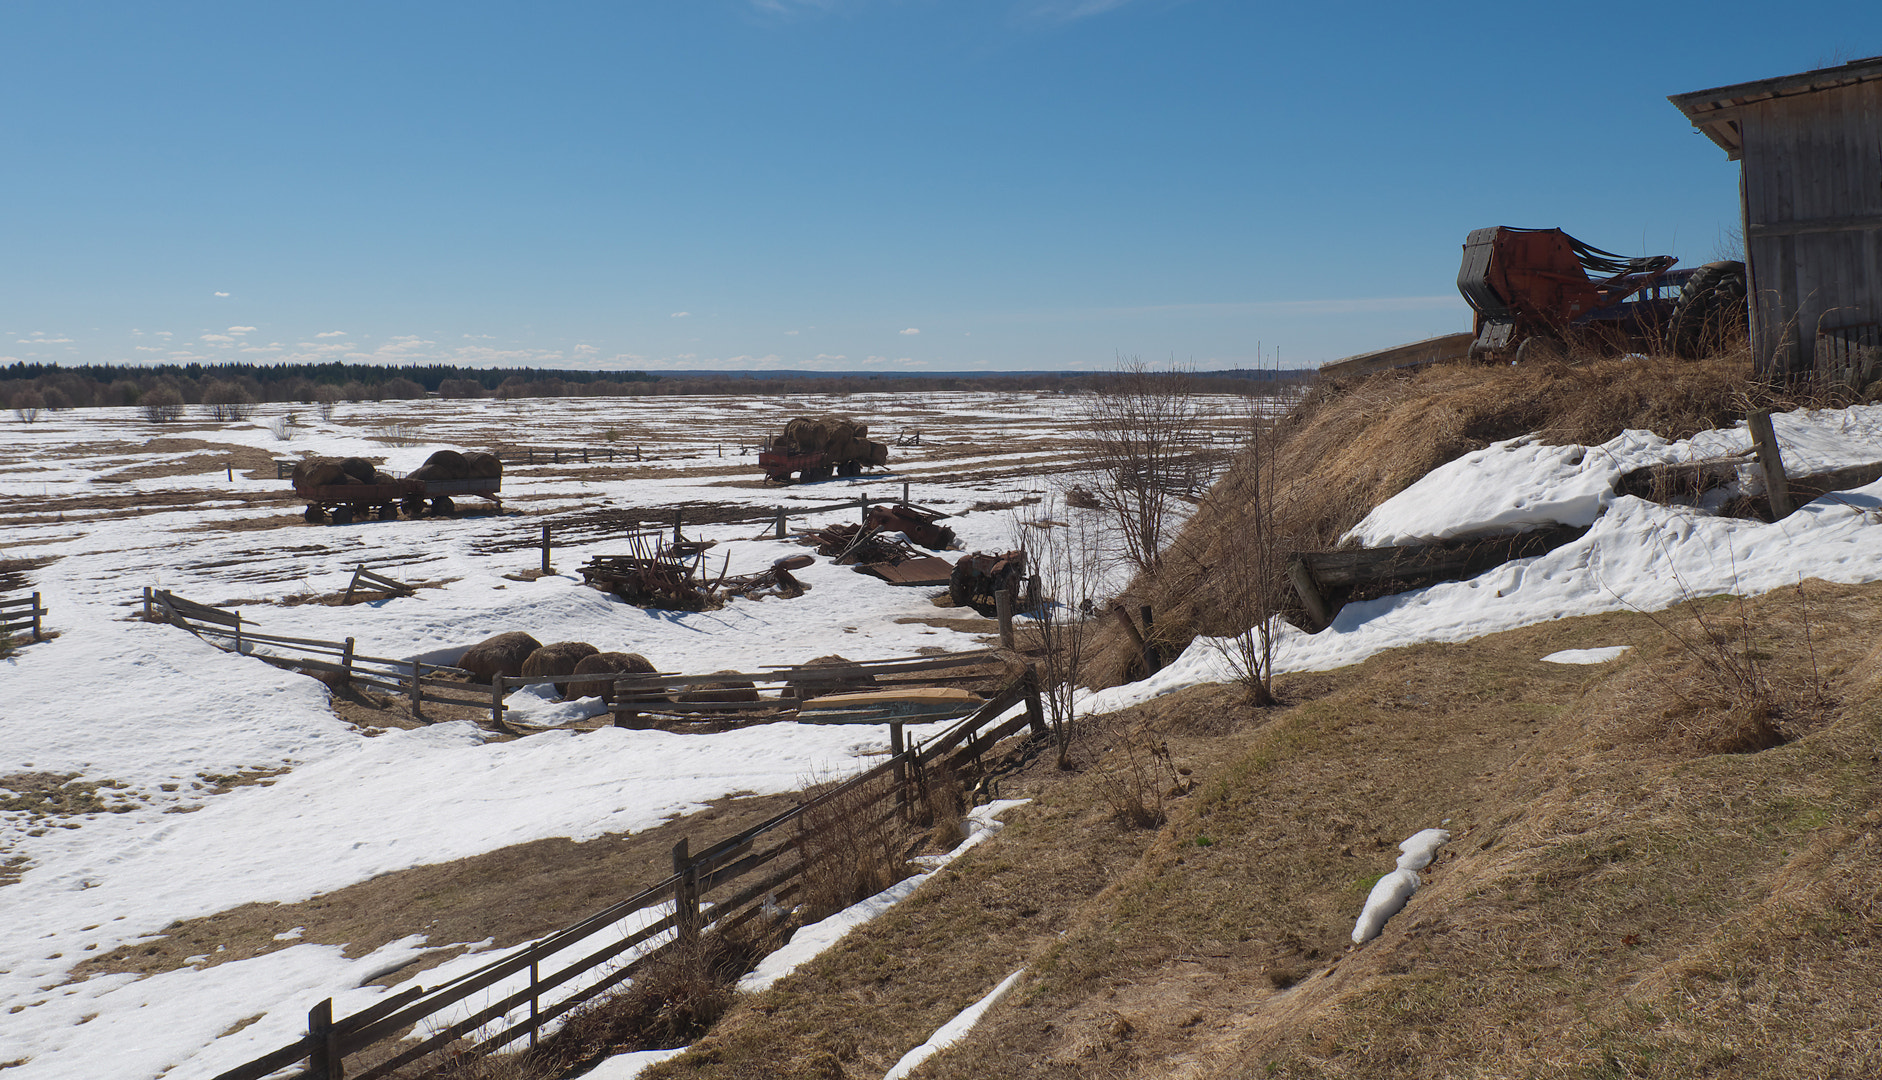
(882, 966, 1027, 1080)
(1541, 646, 1630, 665)
(1395, 828, 1452, 871)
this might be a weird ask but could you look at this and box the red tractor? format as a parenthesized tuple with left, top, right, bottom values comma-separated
(1457, 227, 1745, 362)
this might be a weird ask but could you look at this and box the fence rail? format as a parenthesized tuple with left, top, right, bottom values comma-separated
(0, 591, 47, 642)
(210, 667, 1044, 1080)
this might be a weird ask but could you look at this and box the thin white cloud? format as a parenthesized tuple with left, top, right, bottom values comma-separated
(154, 331, 173, 338)
(1023, 0, 1139, 22)
(814, 353, 848, 361)
(315, 330, 347, 338)
(783, 330, 800, 336)
(134, 345, 163, 352)
(213, 291, 229, 298)
(200, 334, 234, 343)
(227, 325, 256, 334)
(573, 344, 598, 355)
(670, 311, 692, 319)
(899, 328, 921, 336)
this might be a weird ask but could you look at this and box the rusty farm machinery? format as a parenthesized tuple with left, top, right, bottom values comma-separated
(1457, 226, 1747, 363)
(759, 416, 891, 483)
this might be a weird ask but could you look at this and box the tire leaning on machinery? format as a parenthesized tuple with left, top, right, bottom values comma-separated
(1671, 261, 1748, 359)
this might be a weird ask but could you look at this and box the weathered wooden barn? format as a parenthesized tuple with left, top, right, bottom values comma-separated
(1670, 57, 1882, 380)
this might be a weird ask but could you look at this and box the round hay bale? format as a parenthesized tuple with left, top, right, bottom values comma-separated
(340, 457, 376, 483)
(406, 462, 443, 482)
(292, 457, 347, 488)
(458, 631, 543, 685)
(677, 669, 761, 704)
(372, 470, 398, 485)
(423, 449, 472, 479)
(521, 641, 600, 698)
(463, 451, 502, 479)
(782, 654, 878, 702)
(568, 651, 658, 700)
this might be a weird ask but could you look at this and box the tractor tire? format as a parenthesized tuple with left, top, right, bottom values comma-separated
(1671, 261, 1748, 359)
(303, 504, 326, 524)
(331, 504, 354, 525)
(1512, 335, 1566, 365)
(377, 503, 398, 520)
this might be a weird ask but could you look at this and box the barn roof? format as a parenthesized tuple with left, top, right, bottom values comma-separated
(1669, 56, 1882, 160)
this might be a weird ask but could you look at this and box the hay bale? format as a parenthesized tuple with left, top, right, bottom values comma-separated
(782, 654, 878, 702)
(423, 449, 472, 479)
(863, 440, 889, 466)
(677, 669, 761, 704)
(458, 632, 543, 684)
(568, 651, 658, 700)
(406, 462, 443, 482)
(521, 641, 600, 697)
(372, 470, 398, 485)
(340, 457, 376, 483)
(463, 451, 502, 479)
(292, 457, 347, 488)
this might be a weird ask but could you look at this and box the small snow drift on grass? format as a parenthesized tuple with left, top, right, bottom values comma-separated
(882, 966, 1027, 1080)
(1395, 828, 1451, 871)
(1541, 646, 1630, 665)
(1352, 868, 1420, 944)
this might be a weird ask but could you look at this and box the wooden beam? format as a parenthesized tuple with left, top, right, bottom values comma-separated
(1746, 410, 1793, 518)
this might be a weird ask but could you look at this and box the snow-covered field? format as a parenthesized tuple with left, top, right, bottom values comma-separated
(4, 390, 1882, 1079)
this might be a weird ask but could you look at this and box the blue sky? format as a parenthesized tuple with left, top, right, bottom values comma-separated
(3, 1, 1878, 373)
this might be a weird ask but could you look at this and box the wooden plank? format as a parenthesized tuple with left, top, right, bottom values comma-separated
(1747, 410, 1794, 517)
(207, 1036, 313, 1080)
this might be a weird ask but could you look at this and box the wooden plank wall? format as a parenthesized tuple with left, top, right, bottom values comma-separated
(1738, 79, 1882, 374)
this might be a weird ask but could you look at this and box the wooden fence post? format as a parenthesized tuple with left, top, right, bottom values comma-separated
(143, 586, 152, 621)
(409, 658, 423, 721)
(1023, 666, 1047, 736)
(340, 638, 355, 685)
(540, 524, 552, 575)
(32, 591, 43, 641)
(307, 997, 341, 1080)
(891, 723, 907, 822)
(673, 508, 684, 544)
(1140, 605, 1161, 675)
(902, 480, 910, 504)
(672, 839, 698, 947)
(775, 508, 787, 540)
(995, 589, 1015, 649)
(233, 611, 244, 654)
(1747, 410, 1793, 518)
(492, 676, 506, 726)
(529, 959, 541, 1049)
(860, 494, 870, 525)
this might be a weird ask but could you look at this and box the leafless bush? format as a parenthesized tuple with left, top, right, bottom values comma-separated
(1078, 358, 1208, 574)
(265, 412, 297, 441)
(795, 770, 912, 921)
(313, 385, 340, 420)
(1016, 493, 1107, 765)
(201, 381, 257, 421)
(1207, 403, 1284, 705)
(374, 421, 421, 446)
(11, 389, 44, 423)
(1097, 723, 1185, 829)
(381, 376, 426, 400)
(141, 386, 185, 423)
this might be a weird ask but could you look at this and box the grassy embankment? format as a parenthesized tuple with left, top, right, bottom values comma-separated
(637, 349, 1882, 1078)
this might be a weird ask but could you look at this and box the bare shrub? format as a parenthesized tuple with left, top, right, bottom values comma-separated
(1096, 723, 1184, 829)
(201, 381, 257, 421)
(795, 770, 911, 921)
(1016, 493, 1106, 765)
(1207, 401, 1284, 705)
(374, 421, 421, 446)
(265, 412, 297, 441)
(438, 378, 485, 399)
(381, 376, 426, 400)
(141, 386, 185, 423)
(40, 387, 69, 411)
(313, 384, 340, 420)
(11, 389, 44, 423)
(1079, 358, 1208, 574)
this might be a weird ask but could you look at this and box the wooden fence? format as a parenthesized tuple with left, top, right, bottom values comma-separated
(142, 588, 493, 719)
(208, 671, 1044, 1080)
(1, 590, 47, 643)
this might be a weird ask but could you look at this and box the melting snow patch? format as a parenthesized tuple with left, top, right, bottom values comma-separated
(1395, 828, 1452, 872)
(583, 1046, 690, 1079)
(883, 966, 1027, 1080)
(1541, 646, 1631, 665)
(1354, 828, 1453, 943)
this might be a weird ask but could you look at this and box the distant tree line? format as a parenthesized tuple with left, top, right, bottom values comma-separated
(1, 359, 1310, 415)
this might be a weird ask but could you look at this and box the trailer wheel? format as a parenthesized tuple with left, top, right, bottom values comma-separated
(1671, 261, 1748, 359)
(303, 505, 325, 524)
(1512, 335, 1565, 365)
(331, 504, 354, 525)
(402, 496, 425, 517)
(431, 495, 455, 515)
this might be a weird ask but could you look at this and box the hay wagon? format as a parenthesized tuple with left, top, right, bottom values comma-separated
(295, 475, 501, 524)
